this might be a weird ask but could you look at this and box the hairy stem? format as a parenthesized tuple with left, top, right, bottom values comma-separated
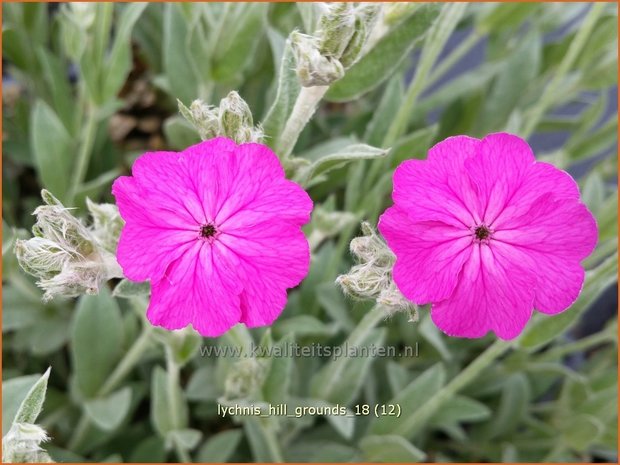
(69, 105, 99, 204)
(396, 339, 511, 438)
(276, 85, 329, 159)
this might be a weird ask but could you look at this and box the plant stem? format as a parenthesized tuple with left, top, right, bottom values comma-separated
(426, 30, 481, 89)
(396, 339, 511, 438)
(99, 325, 154, 397)
(260, 418, 284, 463)
(276, 85, 329, 159)
(521, 3, 605, 137)
(68, 324, 153, 451)
(165, 347, 192, 462)
(69, 105, 99, 204)
(382, 3, 467, 149)
(538, 330, 614, 363)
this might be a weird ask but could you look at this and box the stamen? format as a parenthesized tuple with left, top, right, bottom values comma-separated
(200, 224, 217, 238)
(474, 225, 491, 241)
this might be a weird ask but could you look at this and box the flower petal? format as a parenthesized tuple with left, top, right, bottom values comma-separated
(493, 195, 597, 314)
(218, 222, 310, 328)
(113, 176, 200, 282)
(491, 161, 581, 229)
(465, 132, 536, 225)
(392, 135, 482, 227)
(148, 242, 243, 337)
(431, 243, 537, 340)
(379, 205, 473, 304)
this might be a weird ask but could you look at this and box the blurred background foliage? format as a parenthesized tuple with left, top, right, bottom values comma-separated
(2, 2, 618, 463)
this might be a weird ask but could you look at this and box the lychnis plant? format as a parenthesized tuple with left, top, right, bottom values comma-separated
(3, 2, 617, 463)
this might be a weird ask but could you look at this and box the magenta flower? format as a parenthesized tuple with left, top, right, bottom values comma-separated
(112, 137, 313, 337)
(378, 133, 597, 340)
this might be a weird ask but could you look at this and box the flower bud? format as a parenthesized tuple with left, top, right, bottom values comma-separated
(224, 358, 269, 400)
(15, 190, 123, 301)
(219, 91, 263, 144)
(2, 423, 53, 463)
(178, 93, 263, 143)
(339, 4, 382, 68)
(318, 3, 357, 58)
(291, 31, 344, 87)
(337, 222, 417, 317)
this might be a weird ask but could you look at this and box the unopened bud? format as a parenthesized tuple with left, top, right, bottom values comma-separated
(15, 190, 123, 301)
(224, 358, 268, 400)
(337, 222, 417, 317)
(2, 423, 53, 463)
(178, 93, 263, 143)
(291, 32, 344, 87)
(219, 92, 263, 144)
(340, 5, 382, 67)
(318, 3, 356, 58)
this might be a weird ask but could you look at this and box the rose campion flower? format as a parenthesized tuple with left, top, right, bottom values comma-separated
(379, 133, 597, 340)
(112, 137, 313, 336)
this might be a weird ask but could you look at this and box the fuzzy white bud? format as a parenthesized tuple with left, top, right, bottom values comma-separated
(2, 423, 53, 463)
(337, 222, 417, 318)
(15, 190, 123, 301)
(178, 93, 263, 143)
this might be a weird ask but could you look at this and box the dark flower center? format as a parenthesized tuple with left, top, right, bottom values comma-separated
(200, 223, 217, 238)
(474, 225, 491, 241)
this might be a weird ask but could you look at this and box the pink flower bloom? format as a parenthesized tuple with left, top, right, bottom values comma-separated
(378, 133, 597, 340)
(112, 137, 313, 337)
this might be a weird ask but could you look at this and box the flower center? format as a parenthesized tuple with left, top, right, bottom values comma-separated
(200, 223, 217, 239)
(474, 225, 491, 241)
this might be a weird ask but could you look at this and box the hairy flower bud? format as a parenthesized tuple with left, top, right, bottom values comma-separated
(178, 93, 263, 143)
(318, 3, 357, 58)
(15, 190, 123, 301)
(337, 222, 417, 318)
(2, 423, 53, 463)
(291, 31, 344, 87)
(224, 358, 269, 400)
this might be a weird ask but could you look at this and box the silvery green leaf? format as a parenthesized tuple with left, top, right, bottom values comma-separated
(12, 368, 51, 426)
(262, 38, 301, 150)
(368, 363, 447, 437)
(560, 413, 604, 451)
(186, 366, 220, 401)
(84, 387, 131, 431)
(299, 143, 387, 184)
(326, 4, 441, 102)
(2, 375, 40, 436)
(168, 428, 202, 450)
(273, 315, 339, 339)
(102, 3, 147, 101)
(262, 334, 294, 404)
(430, 395, 491, 426)
(360, 435, 426, 463)
(30, 101, 73, 203)
(71, 287, 123, 398)
(163, 115, 201, 150)
(311, 328, 386, 405)
(211, 4, 267, 82)
(151, 366, 188, 437)
(196, 429, 242, 463)
(364, 76, 404, 147)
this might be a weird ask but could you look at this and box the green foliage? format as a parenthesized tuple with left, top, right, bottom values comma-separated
(2, 2, 617, 463)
